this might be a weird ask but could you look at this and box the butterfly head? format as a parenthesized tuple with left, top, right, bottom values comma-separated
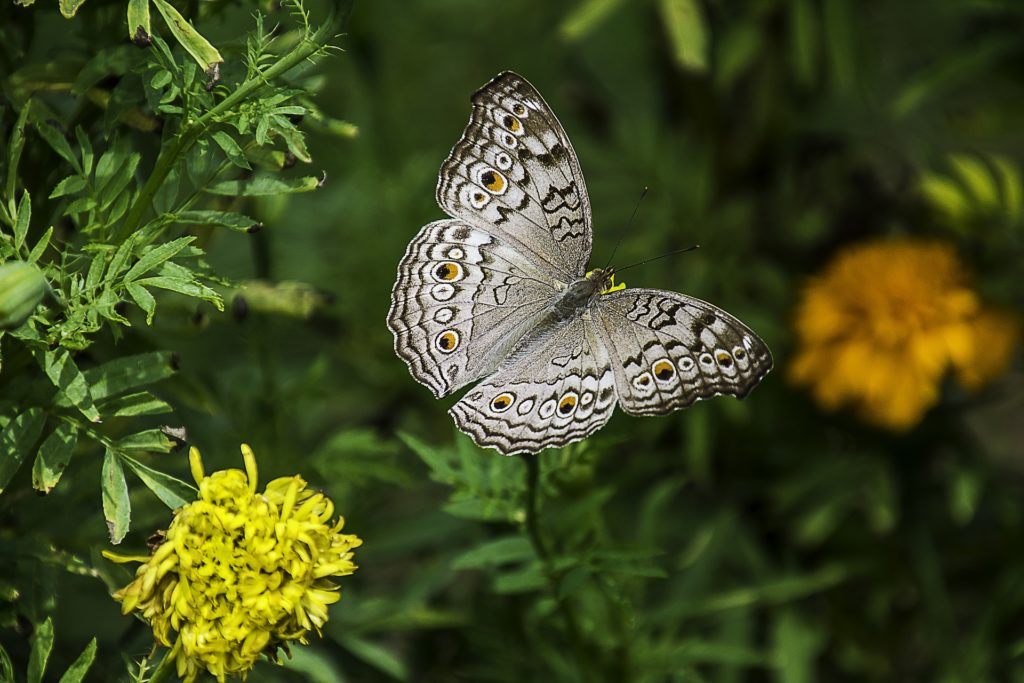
(585, 268, 626, 295)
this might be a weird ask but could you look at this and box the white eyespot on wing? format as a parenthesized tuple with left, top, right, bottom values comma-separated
(677, 355, 698, 378)
(495, 152, 513, 171)
(431, 284, 455, 301)
(516, 398, 535, 415)
(538, 398, 557, 419)
(433, 307, 455, 324)
(446, 247, 465, 260)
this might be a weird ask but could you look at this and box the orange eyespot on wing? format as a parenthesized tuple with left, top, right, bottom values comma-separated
(653, 359, 675, 381)
(557, 392, 578, 416)
(716, 351, 733, 368)
(501, 113, 521, 133)
(479, 169, 507, 194)
(433, 262, 463, 282)
(491, 392, 515, 413)
(435, 330, 460, 353)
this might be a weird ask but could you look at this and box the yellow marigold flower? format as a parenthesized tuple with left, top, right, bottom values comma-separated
(790, 238, 1019, 430)
(104, 445, 362, 682)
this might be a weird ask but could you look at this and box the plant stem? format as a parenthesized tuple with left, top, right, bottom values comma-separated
(114, 9, 338, 244)
(520, 454, 597, 682)
(147, 645, 178, 683)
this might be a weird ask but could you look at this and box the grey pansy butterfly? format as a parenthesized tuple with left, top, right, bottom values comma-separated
(387, 72, 772, 455)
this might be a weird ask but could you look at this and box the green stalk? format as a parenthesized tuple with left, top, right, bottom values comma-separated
(520, 454, 598, 682)
(114, 11, 337, 244)
(146, 644, 178, 683)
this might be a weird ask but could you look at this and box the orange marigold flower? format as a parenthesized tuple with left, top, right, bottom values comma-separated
(790, 239, 1019, 430)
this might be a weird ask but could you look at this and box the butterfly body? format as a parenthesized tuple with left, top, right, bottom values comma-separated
(388, 72, 772, 455)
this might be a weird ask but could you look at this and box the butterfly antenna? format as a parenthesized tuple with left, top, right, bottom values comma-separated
(614, 245, 700, 274)
(604, 186, 648, 269)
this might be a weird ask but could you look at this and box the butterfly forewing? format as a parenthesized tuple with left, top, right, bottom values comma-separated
(593, 289, 773, 415)
(436, 72, 592, 280)
(388, 219, 558, 398)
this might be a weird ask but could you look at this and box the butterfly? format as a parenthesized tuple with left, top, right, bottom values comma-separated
(387, 72, 772, 456)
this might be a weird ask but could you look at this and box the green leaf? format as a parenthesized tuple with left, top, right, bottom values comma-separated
(98, 391, 172, 417)
(34, 121, 82, 173)
(400, 432, 455, 483)
(560, 0, 625, 39)
(5, 100, 31, 203)
(0, 408, 47, 494)
(85, 251, 107, 291)
(339, 636, 408, 682)
(0, 261, 49, 329)
(14, 190, 31, 251)
(127, 0, 152, 45)
(949, 154, 998, 209)
(789, 0, 818, 86)
(57, 638, 97, 683)
(101, 449, 131, 543)
(50, 175, 87, 199)
(83, 351, 177, 401)
(175, 210, 260, 232)
(59, 0, 87, 18)
(212, 131, 251, 170)
(105, 232, 137, 282)
(452, 536, 535, 570)
(892, 38, 1015, 117)
(150, 0, 223, 73)
(205, 174, 323, 196)
(113, 429, 176, 453)
(32, 422, 78, 494)
(96, 152, 140, 211)
(134, 274, 223, 309)
(276, 122, 312, 163)
(920, 173, 969, 221)
(126, 283, 156, 323)
(0, 645, 13, 683)
(493, 564, 546, 594)
(75, 126, 93, 176)
(772, 611, 824, 683)
(28, 617, 54, 683)
(822, 0, 855, 95)
(659, 0, 708, 72)
(716, 22, 763, 90)
(28, 226, 53, 262)
(120, 453, 195, 509)
(38, 348, 101, 422)
(992, 155, 1023, 219)
(123, 236, 194, 282)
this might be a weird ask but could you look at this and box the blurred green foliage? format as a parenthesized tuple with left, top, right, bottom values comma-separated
(1, 0, 1023, 681)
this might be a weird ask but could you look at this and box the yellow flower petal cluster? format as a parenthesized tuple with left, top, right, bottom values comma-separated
(790, 238, 1018, 430)
(105, 445, 362, 682)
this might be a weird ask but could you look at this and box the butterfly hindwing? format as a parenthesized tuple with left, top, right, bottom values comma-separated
(449, 316, 617, 455)
(388, 219, 558, 398)
(436, 72, 592, 279)
(593, 289, 773, 415)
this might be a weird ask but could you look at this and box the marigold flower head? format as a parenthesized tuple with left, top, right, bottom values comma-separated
(104, 444, 362, 682)
(790, 238, 1019, 430)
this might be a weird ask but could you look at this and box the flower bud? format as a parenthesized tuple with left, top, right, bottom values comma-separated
(0, 261, 48, 329)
